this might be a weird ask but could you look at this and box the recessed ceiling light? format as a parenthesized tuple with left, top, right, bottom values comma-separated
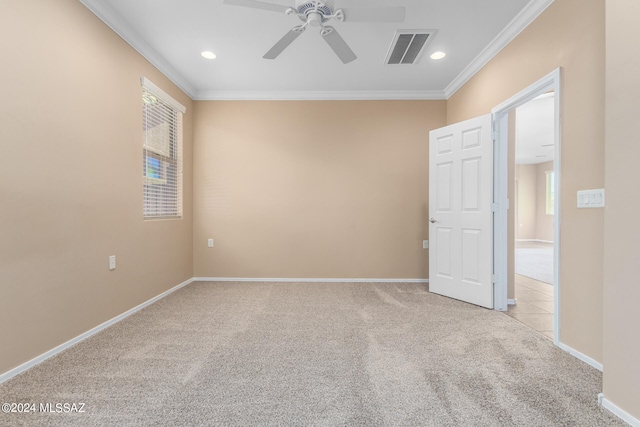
(430, 51, 446, 60)
(201, 51, 216, 59)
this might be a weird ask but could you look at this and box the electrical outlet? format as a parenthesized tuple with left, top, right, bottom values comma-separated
(422, 240, 429, 249)
(109, 255, 116, 270)
(208, 239, 214, 248)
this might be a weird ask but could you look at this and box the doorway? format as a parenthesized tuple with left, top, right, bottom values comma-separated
(506, 92, 556, 339)
(492, 69, 561, 345)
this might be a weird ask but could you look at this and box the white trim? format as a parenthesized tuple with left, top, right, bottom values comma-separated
(141, 77, 187, 113)
(445, 0, 555, 98)
(598, 394, 640, 427)
(0, 278, 194, 385)
(492, 68, 561, 345)
(1, 277, 428, 384)
(507, 299, 517, 305)
(515, 239, 554, 244)
(193, 277, 429, 283)
(493, 112, 509, 312)
(79, 0, 196, 98)
(557, 342, 603, 371)
(492, 68, 561, 113)
(551, 71, 562, 347)
(192, 90, 447, 101)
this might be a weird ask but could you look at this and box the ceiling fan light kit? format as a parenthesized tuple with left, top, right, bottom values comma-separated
(223, 0, 406, 64)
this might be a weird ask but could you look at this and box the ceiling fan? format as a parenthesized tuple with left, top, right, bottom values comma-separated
(223, 0, 406, 64)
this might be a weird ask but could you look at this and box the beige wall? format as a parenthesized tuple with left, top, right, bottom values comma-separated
(447, 0, 605, 362)
(3, 0, 637, 421)
(516, 161, 554, 242)
(0, 0, 193, 374)
(516, 165, 537, 240)
(193, 101, 445, 279)
(535, 161, 554, 242)
(603, 0, 640, 420)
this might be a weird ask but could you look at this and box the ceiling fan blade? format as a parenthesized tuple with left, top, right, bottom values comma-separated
(340, 7, 406, 23)
(263, 27, 305, 59)
(223, 0, 290, 14)
(321, 26, 357, 64)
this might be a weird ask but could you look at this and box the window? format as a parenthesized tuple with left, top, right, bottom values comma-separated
(141, 78, 186, 219)
(545, 170, 555, 215)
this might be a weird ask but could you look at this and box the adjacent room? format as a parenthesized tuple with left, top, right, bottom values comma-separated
(1, 0, 638, 425)
(506, 92, 556, 339)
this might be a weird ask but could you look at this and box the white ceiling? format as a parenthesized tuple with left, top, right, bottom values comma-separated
(80, 0, 554, 100)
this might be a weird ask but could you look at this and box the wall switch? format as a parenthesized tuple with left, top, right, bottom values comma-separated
(207, 238, 214, 248)
(577, 189, 605, 208)
(109, 255, 116, 270)
(422, 240, 429, 249)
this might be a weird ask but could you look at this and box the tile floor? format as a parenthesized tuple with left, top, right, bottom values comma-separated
(505, 274, 554, 339)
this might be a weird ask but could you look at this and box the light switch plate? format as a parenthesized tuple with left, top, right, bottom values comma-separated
(577, 189, 605, 208)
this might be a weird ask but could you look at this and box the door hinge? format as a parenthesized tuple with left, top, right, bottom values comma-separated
(492, 274, 497, 284)
(491, 202, 498, 212)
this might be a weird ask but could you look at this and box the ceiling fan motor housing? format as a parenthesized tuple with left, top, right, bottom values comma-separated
(295, 0, 335, 24)
(223, 0, 405, 64)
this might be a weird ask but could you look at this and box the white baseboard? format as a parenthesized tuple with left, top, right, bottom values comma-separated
(599, 393, 640, 427)
(0, 277, 194, 385)
(508, 298, 517, 305)
(192, 277, 429, 283)
(516, 239, 554, 244)
(552, 343, 632, 425)
(0, 276, 428, 383)
(557, 342, 603, 371)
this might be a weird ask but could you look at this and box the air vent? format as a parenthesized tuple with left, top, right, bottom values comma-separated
(385, 31, 434, 65)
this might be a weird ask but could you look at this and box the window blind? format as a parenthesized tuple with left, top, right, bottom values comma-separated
(141, 78, 185, 219)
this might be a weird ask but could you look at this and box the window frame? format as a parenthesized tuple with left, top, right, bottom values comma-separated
(141, 77, 186, 220)
(545, 170, 555, 215)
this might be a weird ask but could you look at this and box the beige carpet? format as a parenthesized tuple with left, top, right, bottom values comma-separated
(516, 241, 554, 284)
(0, 282, 624, 426)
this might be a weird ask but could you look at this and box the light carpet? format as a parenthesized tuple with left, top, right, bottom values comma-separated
(516, 242, 554, 285)
(0, 282, 623, 426)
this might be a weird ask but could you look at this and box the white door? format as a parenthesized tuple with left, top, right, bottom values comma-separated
(429, 114, 494, 309)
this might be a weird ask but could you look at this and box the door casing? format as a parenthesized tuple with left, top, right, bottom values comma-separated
(491, 68, 561, 346)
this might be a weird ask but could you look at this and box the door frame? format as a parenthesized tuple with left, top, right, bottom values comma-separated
(491, 68, 561, 346)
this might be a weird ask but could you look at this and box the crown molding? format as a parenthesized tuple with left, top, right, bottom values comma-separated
(80, 0, 553, 102)
(79, 0, 197, 98)
(79, 0, 443, 101)
(444, 0, 555, 98)
(192, 90, 447, 101)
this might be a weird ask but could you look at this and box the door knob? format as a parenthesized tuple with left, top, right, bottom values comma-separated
(429, 217, 437, 223)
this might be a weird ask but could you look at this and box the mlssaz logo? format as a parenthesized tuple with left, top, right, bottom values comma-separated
(39, 402, 86, 413)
